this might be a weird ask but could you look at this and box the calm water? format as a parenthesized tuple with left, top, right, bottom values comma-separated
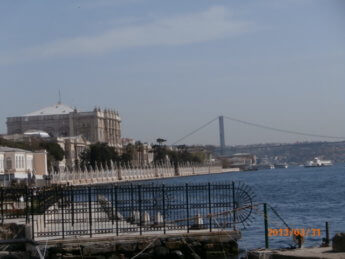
(145, 164, 345, 250)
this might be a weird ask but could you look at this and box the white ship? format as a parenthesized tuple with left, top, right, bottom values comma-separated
(274, 163, 288, 169)
(304, 157, 333, 167)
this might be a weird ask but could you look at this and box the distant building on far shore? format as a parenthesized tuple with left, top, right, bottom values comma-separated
(221, 153, 257, 171)
(6, 103, 122, 151)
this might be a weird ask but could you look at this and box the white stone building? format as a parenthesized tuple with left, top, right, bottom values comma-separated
(0, 147, 48, 181)
(6, 103, 122, 151)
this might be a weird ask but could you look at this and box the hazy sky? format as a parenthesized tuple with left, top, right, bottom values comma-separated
(1, 0, 345, 146)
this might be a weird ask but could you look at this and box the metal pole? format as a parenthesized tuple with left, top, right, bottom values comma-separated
(186, 183, 189, 233)
(208, 183, 212, 232)
(115, 186, 119, 236)
(111, 185, 114, 225)
(88, 186, 93, 238)
(264, 203, 269, 249)
(30, 189, 34, 240)
(71, 187, 74, 227)
(130, 183, 134, 214)
(139, 185, 142, 236)
(162, 185, 166, 235)
(325, 222, 330, 246)
(25, 186, 29, 224)
(61, 188, 65, 239)
(232, 181, 236, 230)
(43, 187, 46, 228)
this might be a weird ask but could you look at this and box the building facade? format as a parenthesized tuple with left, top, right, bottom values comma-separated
(221, 153, 257, 170)
(0, 147, 48, 181)
(55, 135, 90, 169)
(6, 103, 122, 151)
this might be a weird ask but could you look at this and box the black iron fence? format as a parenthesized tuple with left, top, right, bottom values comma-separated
(0, 182, 254, 240)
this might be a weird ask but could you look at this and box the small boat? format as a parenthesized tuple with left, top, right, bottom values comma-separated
(304, 157, 332, 167)
(256, 164, 275, 170)
(274, 163, 288, 169)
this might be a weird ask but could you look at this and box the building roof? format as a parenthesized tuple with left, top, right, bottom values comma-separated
(24, 130, 50, 138)
(0, 146, 30, 153)
(25, 103, 75, 116)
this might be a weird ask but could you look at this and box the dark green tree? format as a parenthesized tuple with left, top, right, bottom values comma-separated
(152, 144, 169, 163)
(121, 143, 136, 164)
(80, 142, 120, 169)
(39, 142, 65, 168)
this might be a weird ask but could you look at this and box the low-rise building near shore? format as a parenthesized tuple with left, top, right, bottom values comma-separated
(221, 153, 257, 171)
(0, 146, 48, 184)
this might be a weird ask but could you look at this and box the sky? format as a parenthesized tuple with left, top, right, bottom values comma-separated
(0, 0, 345, 146)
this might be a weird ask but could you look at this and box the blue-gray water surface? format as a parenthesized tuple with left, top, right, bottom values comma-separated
(144, 164, 345, 250)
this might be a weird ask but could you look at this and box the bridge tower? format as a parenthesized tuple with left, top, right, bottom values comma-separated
(219, 116, 226, 155)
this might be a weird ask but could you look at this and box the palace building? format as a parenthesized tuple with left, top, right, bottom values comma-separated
(6, 103, 122, 151)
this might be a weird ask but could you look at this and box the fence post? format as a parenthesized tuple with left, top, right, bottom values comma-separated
(162, 184, 166, 234)
(111, 185, 114, 226)
(25, 186, 29, 224)
(186, 183, 189, 233)
(61, 188, 65, 239)
(325, 222, 330, 246)
(43, 187, 46, 228)
(264, 203, 269, 249)
(88, 186, 93, 238)
(115, 185, 119, 236)
(208, 183, 212, 232)
(139, 185, 142, 236)
(232, 181, 236, 230)
(130, 183, 134, 215)
(30, 188, 34, 240)
(71, 187, 74, 227)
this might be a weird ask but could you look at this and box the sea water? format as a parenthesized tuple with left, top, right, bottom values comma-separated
(146, 164, 345, 250)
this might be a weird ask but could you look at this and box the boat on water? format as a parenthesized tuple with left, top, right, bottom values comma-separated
(256, 164, 275, 170)
(304, 157, 333, 167)
(274, 163, 288, 169)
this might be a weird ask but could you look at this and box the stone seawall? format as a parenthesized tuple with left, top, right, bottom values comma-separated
(51, 164, 224, 186)
(43, 231, 241, 259)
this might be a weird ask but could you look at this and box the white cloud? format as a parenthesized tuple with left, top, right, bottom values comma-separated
(1, 6, 253, 65)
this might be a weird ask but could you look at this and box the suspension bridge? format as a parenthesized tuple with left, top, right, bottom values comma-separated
(171, 115, 345, 156)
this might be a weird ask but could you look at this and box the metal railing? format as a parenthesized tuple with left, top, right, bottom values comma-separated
(0, 182, 254, 240)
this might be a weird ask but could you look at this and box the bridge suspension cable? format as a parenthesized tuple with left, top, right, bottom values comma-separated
(172, 117, 218, 145)
(223, 115, 345, 140)
(172, 115, 345, 145)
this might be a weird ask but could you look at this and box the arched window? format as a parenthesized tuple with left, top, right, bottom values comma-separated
(6, 158, 12, 170)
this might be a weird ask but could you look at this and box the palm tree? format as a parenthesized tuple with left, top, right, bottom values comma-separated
(156, 138, 166, 146)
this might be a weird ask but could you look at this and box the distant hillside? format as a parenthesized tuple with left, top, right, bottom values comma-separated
(215, 141, 345, 165)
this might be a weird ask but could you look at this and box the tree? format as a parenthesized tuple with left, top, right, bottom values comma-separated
(121, 143, 136, 164)
(156, 138, 166, 145)
(152, 145, 169, 164)
(80, 142, 120, 169)
(39, 142, 65, 168)
(168, 147, 205, 164)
